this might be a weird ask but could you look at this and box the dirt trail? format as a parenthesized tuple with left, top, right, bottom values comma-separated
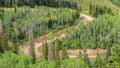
(67, 49, 106, 58)
(20, 14, 105, 58)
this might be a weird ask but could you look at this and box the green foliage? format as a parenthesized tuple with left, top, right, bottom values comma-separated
(61, 59, 89, 68)
(1, 0, 120, 67)
(0, 52, 32, 68)
(0, 33, 8, 53)
(61, 47, 68, 60)
(0, 11, 4, 20)
(59, 14, 120, 49)
(42, 39, 48, 60)
(0, 52, 89, 68)
(53, 39, 61, 68)
(110, 0, 120, 7)
(0, 52, 55, 68)
(89, 4, 114, 17)
(0, 0, 77, 9)
(48, 32, 54, 40)
(79, 0, 120, 15)
(0, 19, 9, 52)
(83, 49, 92, 68)
(94, 54, 105, 68)
(3, 6, 78, 43)
(107, 45, 120, 68)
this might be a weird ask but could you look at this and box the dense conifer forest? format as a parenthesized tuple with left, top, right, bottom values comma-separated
(0, 0, 120, 68)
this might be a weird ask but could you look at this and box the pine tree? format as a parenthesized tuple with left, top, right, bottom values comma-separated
(42, 38, 48, 60)
(104, 37, 112, 65)
(48, 32, 54, 61)
(54, 39, 61, 68)
(0, 10, 4, 20)
(62, 47, 68, 60)
(83, 49, 92, 68)
(12, 21, 19, 54)
(106, 45, 120, 67)
(12, 33, 18, 54)
(94, 49, 105, 68)
(78, 50, 83, 60)
(95, 4, 98, 17)
(0, 19, 8, 53)
(0, 32, 8, 53)
(28, 28, 36, 64)
(89, 1, 92, 14)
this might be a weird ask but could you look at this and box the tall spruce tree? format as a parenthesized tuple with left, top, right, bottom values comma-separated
(42, 38, 48, 60)
(62, 47, 68, 60)
(28, 28, 36, 64)
(94, 50, 105, 68)
(0, 19, 8, 53)
(83, 49, 92, 68)
(54, 39, 61, 68)
(48, 32, 54, 61)
(89, 1, 92, 14)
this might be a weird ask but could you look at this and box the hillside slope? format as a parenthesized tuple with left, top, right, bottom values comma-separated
(19, 14, 106, 58)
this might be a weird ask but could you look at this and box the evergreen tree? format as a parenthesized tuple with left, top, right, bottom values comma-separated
(107, 45, 120, 67)
(62, 47, 68, 60)
(12, 21, 19, 54)
(83, 49, 92, 68)
(104, 37, 112, 66)
(94, 50, 105, 68)
(12, 33, 18, 54)
(28, 28, 36, 64)
(89, 1, 92, 14)
(48, 32, 54, 61)
(54, 39, 61, 68)
(42, 38, 48, 60)
(78, 50, 83, 60)
(95, 4, 98, 17)
(0, 19, 8, 53)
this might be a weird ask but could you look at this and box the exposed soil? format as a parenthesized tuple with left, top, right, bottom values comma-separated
(67, 49, 106, 58)
(79, 14, 94, 24)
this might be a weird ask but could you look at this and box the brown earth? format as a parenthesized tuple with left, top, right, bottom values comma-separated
(67, 49, 106, 58)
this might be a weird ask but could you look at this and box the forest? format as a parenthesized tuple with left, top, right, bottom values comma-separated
(0, 0, 120, 68)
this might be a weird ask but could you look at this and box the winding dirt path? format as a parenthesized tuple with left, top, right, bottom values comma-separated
(19, 14, 106, 58)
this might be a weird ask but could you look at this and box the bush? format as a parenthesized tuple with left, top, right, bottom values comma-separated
(61, 59, 88, 68)
(0, 52, 88, 68)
